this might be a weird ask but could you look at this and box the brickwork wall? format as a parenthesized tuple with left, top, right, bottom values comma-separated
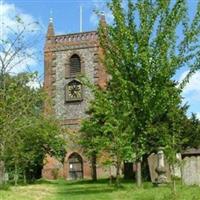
(42, 29, 108, 180)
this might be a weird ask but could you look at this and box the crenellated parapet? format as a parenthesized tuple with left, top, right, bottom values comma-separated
(55, 31, 98, 43)
(45, 31, 99, 52)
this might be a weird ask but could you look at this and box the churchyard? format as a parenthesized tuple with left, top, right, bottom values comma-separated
(1, 179, 200, 200)
(1, 0, 200, 199)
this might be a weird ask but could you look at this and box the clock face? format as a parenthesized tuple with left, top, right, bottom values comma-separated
(67, 81, 82, 100)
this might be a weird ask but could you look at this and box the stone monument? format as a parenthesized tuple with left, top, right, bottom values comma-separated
(155, 148, 168, 185)
(148, 149, 171, 185)
(182, 148, 200, 186)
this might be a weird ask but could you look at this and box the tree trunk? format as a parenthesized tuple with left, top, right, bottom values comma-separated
(23, 171, 27, 185)
(91, 154, 97, 181)
(109, 166, 112, 185)
(136, 160, 142, 187)
(0, 161, 5, 185)
(14, 164, 18, 186)
(172, 163, 176, 195)
(116, 161, 121, 187)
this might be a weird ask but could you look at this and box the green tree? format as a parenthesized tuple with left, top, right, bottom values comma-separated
(0, 73, 65, 184)
(80, 95, 105, 181)
(81, 82, 132, 185)
(96, 0, 200, 187)
(181, 113, 200, 149)
(0, 14, 65, 184)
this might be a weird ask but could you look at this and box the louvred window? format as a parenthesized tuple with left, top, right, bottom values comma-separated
(70, 54, 81, 76)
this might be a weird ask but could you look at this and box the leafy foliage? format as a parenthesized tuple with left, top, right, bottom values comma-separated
(81, 0, 200, 186)
(99, 0, 200, 158)
(181, 113, 200, 149)
(0, 14, 65, 184)
(0, 73, 65, 182)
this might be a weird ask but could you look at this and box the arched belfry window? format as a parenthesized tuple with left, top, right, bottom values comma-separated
(70, 54, 81, 77)
(65, 80, 83, 102)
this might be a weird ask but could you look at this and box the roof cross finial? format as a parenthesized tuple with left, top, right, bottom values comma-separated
(49, 9, 53, 23)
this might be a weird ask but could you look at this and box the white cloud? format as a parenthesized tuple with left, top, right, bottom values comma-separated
(90, 0, 114, 26)
(26, 78, 41, 89)
(0, 1, 41, 74)
(0, 1, 39, 39)
(179, 70, 200, 102)
(178, 70, 200, 117)
(89, 0, 128, 26)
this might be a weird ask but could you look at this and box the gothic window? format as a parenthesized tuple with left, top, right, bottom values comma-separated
(70, 54, 81, 77)
(65, 80, 82, 102)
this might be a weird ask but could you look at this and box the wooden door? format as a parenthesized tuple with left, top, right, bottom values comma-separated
(68, 153, 83, 180)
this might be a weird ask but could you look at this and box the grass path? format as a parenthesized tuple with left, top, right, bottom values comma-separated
(0, 182, 55, 200)
(0, 179, 200, 200)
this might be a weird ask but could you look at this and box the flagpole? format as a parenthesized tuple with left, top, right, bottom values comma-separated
(80, 6, 83, 32)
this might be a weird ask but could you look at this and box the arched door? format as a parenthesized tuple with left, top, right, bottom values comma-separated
(68, 153, 83, 180)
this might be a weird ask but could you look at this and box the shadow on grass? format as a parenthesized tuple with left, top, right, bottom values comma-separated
(35, 178, 61, 185)
(63, 178, 109, 186)
(50, 179, 121, 198)
(0, 184, 11, 191)
(57, 185, 115, 197)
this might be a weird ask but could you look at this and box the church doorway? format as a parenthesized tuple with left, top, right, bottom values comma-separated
(68, 153, 83, 180)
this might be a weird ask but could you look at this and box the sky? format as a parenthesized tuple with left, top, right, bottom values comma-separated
(0, 0, 200, 118)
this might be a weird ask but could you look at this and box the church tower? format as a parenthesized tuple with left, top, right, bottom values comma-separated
(42, 15, 107, 180)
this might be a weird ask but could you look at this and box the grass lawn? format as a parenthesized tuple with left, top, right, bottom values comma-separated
(0, 179, 200, 200)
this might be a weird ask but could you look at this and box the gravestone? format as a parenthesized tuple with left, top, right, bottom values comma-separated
(171, 153, 182, 178)
(182, 149, 200, 186)
(148, 153, 171, 183)
(155, 148, 168, 185)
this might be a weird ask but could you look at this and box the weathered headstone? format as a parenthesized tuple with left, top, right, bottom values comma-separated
(171, 153, 182, 178)
(182, 149, 200, 186)
(148, 153, 171, 183)
(155, 148, 168, 185)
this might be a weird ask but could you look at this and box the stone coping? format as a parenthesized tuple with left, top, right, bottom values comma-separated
(182, 148, 200, 157)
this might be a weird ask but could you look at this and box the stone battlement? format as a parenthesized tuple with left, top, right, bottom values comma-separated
(45, 31, 98, 52)
(54, 31, 98, 43)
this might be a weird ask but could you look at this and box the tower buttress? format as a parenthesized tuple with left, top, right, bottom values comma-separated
(44, 17, 55, 115)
